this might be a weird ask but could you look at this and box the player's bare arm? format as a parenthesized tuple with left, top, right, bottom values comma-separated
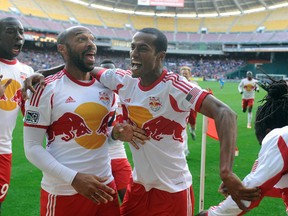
(199, 94, 261, 211)
(71, 173, 115, 205)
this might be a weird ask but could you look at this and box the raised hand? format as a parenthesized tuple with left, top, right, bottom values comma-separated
(21, 73, 45, 100)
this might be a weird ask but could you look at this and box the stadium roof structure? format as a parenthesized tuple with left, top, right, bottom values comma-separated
(78, 0, 288, 17)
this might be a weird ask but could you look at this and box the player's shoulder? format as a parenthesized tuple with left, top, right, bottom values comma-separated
(263, 126, 288, 146)
(19, 61, 34, 74)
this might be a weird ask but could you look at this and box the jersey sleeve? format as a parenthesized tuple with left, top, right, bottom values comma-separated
(24, 83, 53, 129)
(238, 80, 243, 93)
(96, 68, 131, 93)
(23, 82, 77, 184)
(175, 76, 209, 112)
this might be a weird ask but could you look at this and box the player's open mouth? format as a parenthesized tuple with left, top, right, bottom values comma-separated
(131, 61, 142, 70)
(12, 44, 22, 54)
(85, 51, 96, 63)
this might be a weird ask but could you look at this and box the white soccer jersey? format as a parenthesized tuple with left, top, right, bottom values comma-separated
(24, 69, 115, 195)
(238, 78, 259, 99)
(96, 68, 209, 193)
(208, 126, 288, 215)
(0, 58, 34, 154)
(108, 95, 128, 159)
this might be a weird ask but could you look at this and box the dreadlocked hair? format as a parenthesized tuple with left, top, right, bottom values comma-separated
(255, 76, 288, 144)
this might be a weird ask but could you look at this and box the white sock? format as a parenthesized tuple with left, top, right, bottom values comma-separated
(248, 112, 252, 125)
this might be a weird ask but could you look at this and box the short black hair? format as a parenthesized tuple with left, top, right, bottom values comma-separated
(100, 59, 115, 65)
(100, 59, 116, 69)
(138, 28, 167, 53)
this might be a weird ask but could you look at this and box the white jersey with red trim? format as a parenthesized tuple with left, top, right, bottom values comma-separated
(108, 95, 128, 159)
(207, 126, 288, 215)
(24, 69, 116, 195)
(96, 68, 209, 193)
(238, 78, 259, 99)
(0, 58, 34, 154)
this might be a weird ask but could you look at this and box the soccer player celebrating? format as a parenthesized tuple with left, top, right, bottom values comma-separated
(0, 17, 34, 214)
(238, 71, 259, 129)
(23, 28, 260, 216)
(23, 26, 147, 216)
(100, 59, 132, 202)
(197, 77, 288, 215)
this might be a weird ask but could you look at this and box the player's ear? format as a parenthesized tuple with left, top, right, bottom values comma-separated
(157, 51, 166, 62)
(57, 44, 65, 55)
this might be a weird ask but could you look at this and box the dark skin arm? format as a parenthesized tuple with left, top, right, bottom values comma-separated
(199, 94, 260, 211)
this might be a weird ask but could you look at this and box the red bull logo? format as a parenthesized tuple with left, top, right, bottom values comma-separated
(10, 88, 22, 106)
(0, 79, 21, 111)
(0, 94, 7, 101)
(244, 84, 255, 92)
(44, 102, 110, 149)
(143, 116, 184, 142)
(99, 91, 110, 105)
(149, 97, 162, 112)
(96, 113, 110, 135)
(47, 112, 92, 145)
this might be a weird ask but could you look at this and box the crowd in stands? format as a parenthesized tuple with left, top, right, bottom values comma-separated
(18, 47, 246, 79)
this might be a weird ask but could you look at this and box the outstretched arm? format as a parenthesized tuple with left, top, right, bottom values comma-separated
(199, 94, 260, 211)
(38, 64, 65, 77)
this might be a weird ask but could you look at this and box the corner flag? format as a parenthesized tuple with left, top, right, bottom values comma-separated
(207, 117, 219, 140)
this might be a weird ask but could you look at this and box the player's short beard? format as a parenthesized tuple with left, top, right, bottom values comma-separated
(67, 45, 93, 73)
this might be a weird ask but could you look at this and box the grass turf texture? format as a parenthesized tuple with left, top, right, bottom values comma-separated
(2, 81, 286, 215)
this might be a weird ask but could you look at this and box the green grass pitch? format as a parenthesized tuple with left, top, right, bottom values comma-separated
(2, 81, 286, 215)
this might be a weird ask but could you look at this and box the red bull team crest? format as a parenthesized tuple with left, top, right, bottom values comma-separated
(149, 96, 162, 112)
(99, 91, 110, 105)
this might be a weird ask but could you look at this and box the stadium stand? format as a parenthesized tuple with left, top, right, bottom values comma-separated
(1, 0, 288, 79)
(0, 0, 13, 12)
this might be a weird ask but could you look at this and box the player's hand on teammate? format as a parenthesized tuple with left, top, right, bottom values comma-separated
(218, 181, 229, 198)
(0, 74, 12, 97)
(112, 122, 149, 149)
(221, 172, 261, 212)
(71, 173, 116, 205)
(21, 73, 45, 100)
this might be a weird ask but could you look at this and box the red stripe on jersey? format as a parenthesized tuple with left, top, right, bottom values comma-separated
(163, 73, 192, 94)
(251, 160, 259, 172)
(169, 94, 186, 112)
(115, 69, 129, 77)
(30, 85, 44, 107)
(249, 136, 288, 210)
(45, 70, 65, 84)
(116, 84, 124, 93)
(24, 123, 48, 129)
(31, 71, 65, 107)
